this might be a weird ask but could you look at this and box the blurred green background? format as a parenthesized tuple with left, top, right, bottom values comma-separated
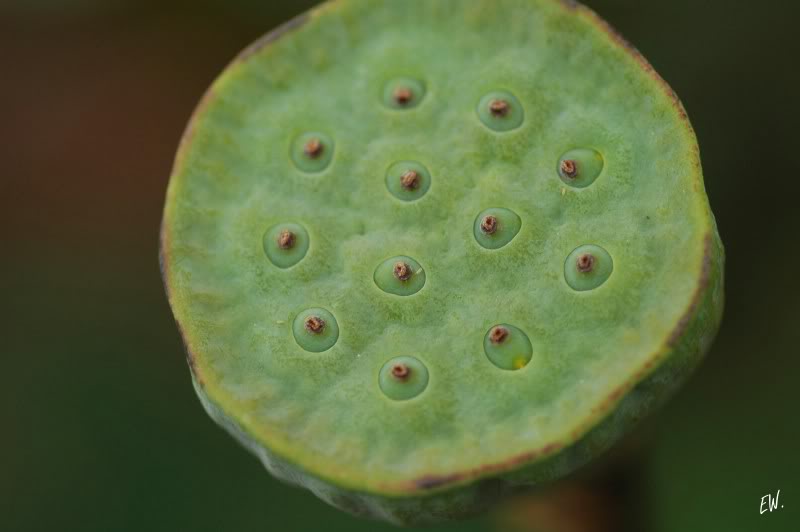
(2, 1, 798, 531)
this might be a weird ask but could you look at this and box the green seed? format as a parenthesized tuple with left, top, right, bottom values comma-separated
(483, 324, 533, 370)
(379, 356, 429, 400)
(477, 91, 524, 132)
(558, 148, 604, 188)
(383, 77, 426, 109)
(473, 208, 521, 250)
(374, 256, 426, 296)
(292, 308, 339, 353)
(262, 223, 310, 269)
(291, 132, 334, 173)
(564, 244, 614, 291)
(385, 161, 431, 201)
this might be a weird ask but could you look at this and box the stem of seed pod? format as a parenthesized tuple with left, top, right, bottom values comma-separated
(393, 261, 412, 282)
(391, 363, 411, 380)
(304, 138, 323, 159)
(277, 230, 296, 250)
(576, 253, 595, 273)
(304, 316, 326, 334)
(481, 215, 498, 235)
(490, 326, 509, 344)
(560, 159, 578, 179)
(489, 99, 510, 117)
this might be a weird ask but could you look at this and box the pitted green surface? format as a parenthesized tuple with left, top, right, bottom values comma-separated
(162, 0, 722, 518)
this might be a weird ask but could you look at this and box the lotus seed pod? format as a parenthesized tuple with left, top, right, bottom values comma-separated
(160, 0, 724, 525)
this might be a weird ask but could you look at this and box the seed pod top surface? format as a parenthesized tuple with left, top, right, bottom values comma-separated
(160, 0, 724, 524)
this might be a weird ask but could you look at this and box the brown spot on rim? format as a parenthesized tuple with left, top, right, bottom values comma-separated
(560, 159, 578, 179)
(393, 261, 413, 282)
(576, 253, 595, 273)
(393, 86, 414, 106)
(304, 316, 326, 335)
(303, 138, 324, 159)
(399, 170, 420, 190)
(480, 215, 499, 235)
(489, 99, 510, 117)
(489, 326, 509, 344)
(391, 363, 411, 380)
(277, 229, 296, 250)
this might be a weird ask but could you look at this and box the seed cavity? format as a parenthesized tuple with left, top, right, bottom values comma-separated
(277, 229, 296, 250)
(374, 256, 426, 296)
(484, 324, 533, 371)
(383, 77, 426, 110)
(291, 132, 334, 173)
(564, 245, 613, 291)
(393, 261, 413, 282)
(303, 138, 323, 159)
(292, 308, 339, 353)
(477, 91, 524, 132)
(386, 161, 431, 202)
(480, 215, 499, 235)
(557, 148, 604, 188)
(400, 170, 420, 190)
(576, 253, 595, 273)
(489, 326, 509, 344)
(489, 99, 510, 117)
(263, 222, 310, 268)
(304, 315, 325, 334)
(560, 159, 578, 179)
(379, 356, 429, 400)
(391, 363, 410, 380)
(393, 86, 414, 106)
(474, 208, 521, 250)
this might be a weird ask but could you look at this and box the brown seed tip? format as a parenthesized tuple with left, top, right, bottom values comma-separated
(391, 363, 411, 380)
(393, 261, 413, 282)
(303, 138, 323, 159)
(489, 326, 509, 344)
(393, 86, 414, 105)
(576, 253, 595, 273)
(400, 170, 420, 190)
(489, 99, 510, 117)
(277, 230, 296, 250)
(480, 215, 499, 235)
(304, 316, 326, 334)
(560, 159, 578, 179)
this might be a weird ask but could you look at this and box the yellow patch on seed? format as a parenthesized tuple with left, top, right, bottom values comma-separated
(512, 357, 527, 370)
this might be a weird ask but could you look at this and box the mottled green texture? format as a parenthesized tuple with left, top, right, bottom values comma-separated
(473, 207, 522, 250)
(161, 0, 724, 524)
(564, 244, 614, 291)
(263, 222, 309, 269)
(379, 356, 430, 401)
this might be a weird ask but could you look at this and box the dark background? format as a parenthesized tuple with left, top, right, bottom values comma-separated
(2, 1, 798, 531)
